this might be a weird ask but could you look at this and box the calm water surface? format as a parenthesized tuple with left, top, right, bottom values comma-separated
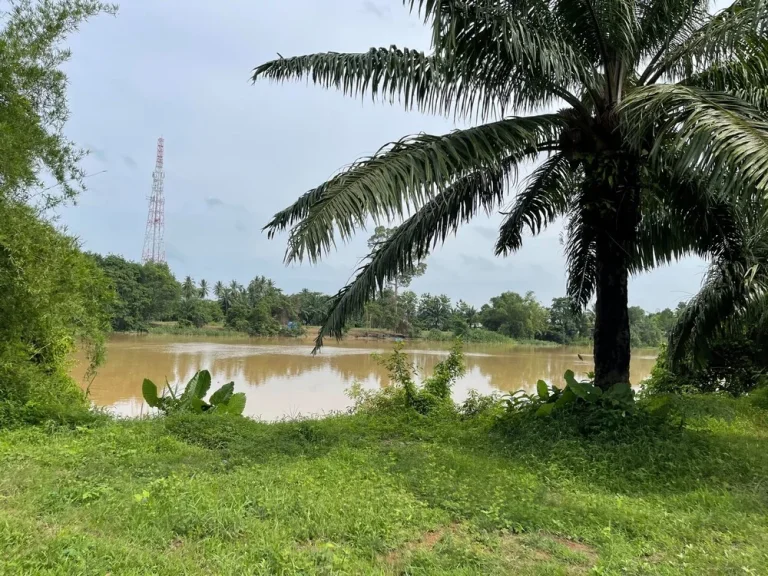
(74, 334, 657, 420)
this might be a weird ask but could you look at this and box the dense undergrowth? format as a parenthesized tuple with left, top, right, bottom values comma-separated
(1, 381, 767, 574)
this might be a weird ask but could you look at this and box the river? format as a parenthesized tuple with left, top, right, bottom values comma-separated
(73, 334, 658, 420)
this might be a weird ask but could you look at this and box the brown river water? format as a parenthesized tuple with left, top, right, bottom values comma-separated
(73, 334, 658, 421)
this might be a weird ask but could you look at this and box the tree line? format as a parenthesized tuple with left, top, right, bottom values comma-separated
(89, 253, 681, 347)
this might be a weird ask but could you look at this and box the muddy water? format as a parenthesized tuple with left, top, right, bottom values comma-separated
(73, 335, 657, 420)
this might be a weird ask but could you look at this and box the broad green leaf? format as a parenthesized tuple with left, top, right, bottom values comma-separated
(190, 396, 205, 414)
(564, 370, 578, 388)
(569, 381, 602, 403)
(183, 370, 212, 402)
(604, 381, 632, 400)
(210, 382, 235, 406)
(142, 379, 160, 408)
(536, 380, 549, 400)
(195, 370, 212, 399)
(555, 387, 576, 408)
(536, 403, 556, 417)
(226, 393, 247, 416)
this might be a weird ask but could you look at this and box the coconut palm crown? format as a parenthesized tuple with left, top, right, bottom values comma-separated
(253, 0, 768, 388)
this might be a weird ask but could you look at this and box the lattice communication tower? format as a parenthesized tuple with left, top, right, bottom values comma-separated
(141, 137, 166, 264)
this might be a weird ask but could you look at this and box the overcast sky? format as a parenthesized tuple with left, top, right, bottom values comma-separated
(58, 0, 708, 311)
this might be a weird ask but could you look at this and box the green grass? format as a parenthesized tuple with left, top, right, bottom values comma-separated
(0, 394, 766, 574)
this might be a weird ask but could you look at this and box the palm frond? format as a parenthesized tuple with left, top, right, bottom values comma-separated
(632, 169, 745, 272)
(636, 0, 710, 79)
(418, 0, 598, 113)
(564, 191, 598, 309)
(621, 85, 768, 197)
(265, 114, 566, 264)
(681, 39, 768, 111)
(253, 47, 501, 120)
(495, 153, 576, 255)
(644, 0, 768, 83)
(313, 165, 508, 351)
(669, 255, 767, 367)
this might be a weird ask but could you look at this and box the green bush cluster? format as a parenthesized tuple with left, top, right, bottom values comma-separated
(358, 341, 466, 415)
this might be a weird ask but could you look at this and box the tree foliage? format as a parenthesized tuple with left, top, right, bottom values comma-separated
(88, 254, 181, 331)
(0, 0, 116, 206)
(0, 202, 112, 403)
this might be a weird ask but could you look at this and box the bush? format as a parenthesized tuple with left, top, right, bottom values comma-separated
(644, 341, 765, 397)
(458, 390, 505, 419)
(497, 370, 647, 438)
(360, 341, 466, 415)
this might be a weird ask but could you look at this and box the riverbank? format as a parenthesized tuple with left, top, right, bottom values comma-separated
(1, 393, 766, 574)
(144, 322, 562, 346)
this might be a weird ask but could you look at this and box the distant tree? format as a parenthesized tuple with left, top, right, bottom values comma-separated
(629, 306, 664, 347)
(199, 279, 209, 299)
(367, 226, 427, 306)
(455, 300, 479, 328)
(182, 276, 196, 300)
(214, 281, 225, 299)
(480, 292, 548, 340)
(417, 294, 453, 331)
(547, 297, 592, 343)
(292, 289, 331, 325)
(90, 254, 179, 331)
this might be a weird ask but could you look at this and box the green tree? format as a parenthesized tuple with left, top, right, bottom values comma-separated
(291, 289, 331, 325)
(456, 301, 479, 329)
(199, 279, 209, 299)
(181, 276, 196, 300)
(214, 281, 225, 299)
(89, 255, 180, 330)
(628, 306, 663, 347)
(0, 0, 116, 206)
(417, 294, 453, 331)
(547, 297, 592, 343)
(255, 0, 768, 388)
(479, 291, 548, 339)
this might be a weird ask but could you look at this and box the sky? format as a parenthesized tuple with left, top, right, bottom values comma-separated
(58, 0, 709, 311)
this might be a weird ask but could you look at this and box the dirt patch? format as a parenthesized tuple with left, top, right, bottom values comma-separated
(383, 523, 461, 566)
(552, 536, 598, 560)
(168, 537, 184, 551)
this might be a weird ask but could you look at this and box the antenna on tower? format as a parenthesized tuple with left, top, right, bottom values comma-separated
(141, 137, 166, 264)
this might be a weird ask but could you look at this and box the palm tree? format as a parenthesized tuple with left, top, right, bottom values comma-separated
(181, 276, 196, 301)
(254, 0, 768, 388)
(214, 280, 225, 299)
(199, 279, 209, 299)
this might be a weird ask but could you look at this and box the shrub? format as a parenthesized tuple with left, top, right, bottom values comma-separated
(458, 390, 505, 419)
(367, 340, 466, 415)
(142, 370, 246, 416)
(498, 370, 642, 437)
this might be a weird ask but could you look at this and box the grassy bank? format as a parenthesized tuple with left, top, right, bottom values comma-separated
(1, 393, 766, 574)
(143, 323, 560, 347)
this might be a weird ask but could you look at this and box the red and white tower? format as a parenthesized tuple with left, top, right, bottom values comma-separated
(141, 137, 166, 264)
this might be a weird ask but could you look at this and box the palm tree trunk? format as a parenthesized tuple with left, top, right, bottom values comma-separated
(589, 169, 640, 390)
(593, 236, 631, 389)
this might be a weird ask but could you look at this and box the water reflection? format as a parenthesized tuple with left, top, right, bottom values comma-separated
(73, 335, 657, 420)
